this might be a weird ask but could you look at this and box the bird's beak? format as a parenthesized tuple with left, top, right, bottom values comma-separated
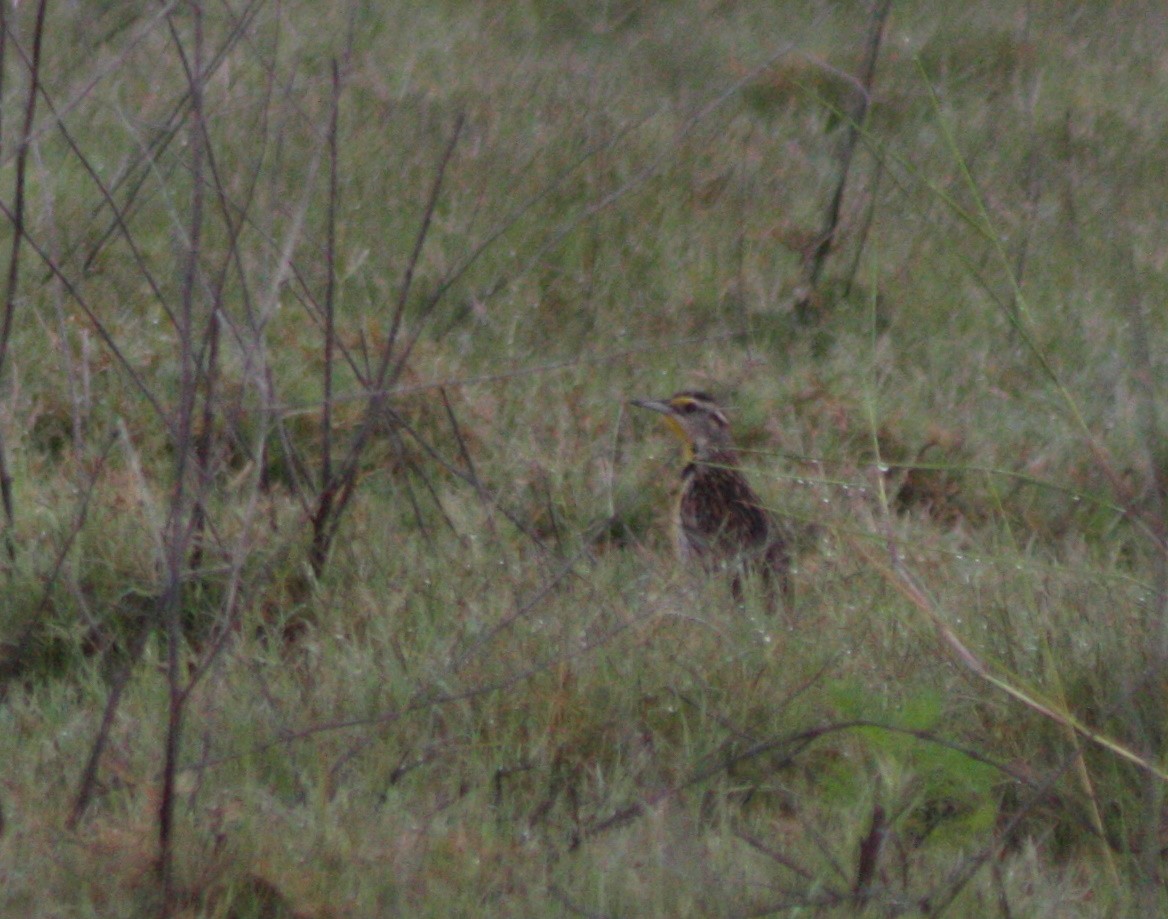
(632, 397, 688, 445)
(631, 398, 673, 415)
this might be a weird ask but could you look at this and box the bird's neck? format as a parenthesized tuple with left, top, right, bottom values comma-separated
(685, 441, 739, 467)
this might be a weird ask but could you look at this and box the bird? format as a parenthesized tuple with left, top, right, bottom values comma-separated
(631, 390, 790, 605)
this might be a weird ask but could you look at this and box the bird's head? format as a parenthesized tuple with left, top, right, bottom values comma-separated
(631, 390, 734, 462)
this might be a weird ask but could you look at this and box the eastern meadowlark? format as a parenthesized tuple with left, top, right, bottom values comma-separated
(632, 391, 790, 603)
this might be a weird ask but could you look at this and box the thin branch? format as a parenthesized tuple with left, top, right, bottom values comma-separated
(853, 803, 887, 906)
(158, 3, 206, 908)
(733, 828, 816, 881)
(66, 604, 153, 829)
(308, 113, 464, 576)
(75, 0, 262, 275)
(795, 0, 893, 321)
(321, 58, 340, 496)
(0, 195, 168, 420)
(0, 0, 50, 564)
(439, 387, 499, 540)
(376, 114, 466, 393)
(310, 59, 342, 576)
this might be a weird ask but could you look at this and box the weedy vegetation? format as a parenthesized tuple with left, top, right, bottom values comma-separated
(1, 1, 1166, 916)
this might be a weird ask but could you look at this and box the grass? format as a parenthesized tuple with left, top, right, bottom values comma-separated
(1, 0, 1166, 915)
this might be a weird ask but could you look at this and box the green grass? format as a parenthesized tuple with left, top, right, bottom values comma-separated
(1, 1, 1166, 915)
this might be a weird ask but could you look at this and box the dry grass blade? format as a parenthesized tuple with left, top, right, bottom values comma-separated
(866, 530, 1168, 784)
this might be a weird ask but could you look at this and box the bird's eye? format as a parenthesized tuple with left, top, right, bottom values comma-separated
(679, 402, 697, 414)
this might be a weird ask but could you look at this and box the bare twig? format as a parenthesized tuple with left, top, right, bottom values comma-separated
(66, 600, 153, 829)
(76, 0, 263, 275)
(307, 114, 464, 576)
(0, 195, 167, 419)
(439, 387, 499, 541)
(377, 115, 466, 396)
(390, 409, 549, 550)
(0, 0, 48, 370)
(309, 59, 342, 576)
(841, 157, 883, 300)
(795, 0, 892, 322)
(0, 0, 50, 565)
(733, 828, 816, 882)
(854, 803, 887, 905)
(157, 3, 207, 908)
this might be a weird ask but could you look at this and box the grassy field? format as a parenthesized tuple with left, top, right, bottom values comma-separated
(1, 1, 1167, 915)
